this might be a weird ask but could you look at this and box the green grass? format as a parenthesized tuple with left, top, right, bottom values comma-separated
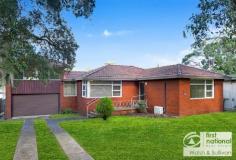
(49, 113, 80, 119)
(0, 120, 23, 160)
(34, 119, 68, 160)
(60, 112, 236, 160)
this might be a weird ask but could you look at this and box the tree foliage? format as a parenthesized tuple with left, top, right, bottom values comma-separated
(182, 38, 236, 75)
(0, 0, 95, 83)
(183, 0, 236, 75)
(185, 0, 236, 47)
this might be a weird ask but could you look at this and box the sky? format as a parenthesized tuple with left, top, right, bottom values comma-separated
(64, 0, 200, 71)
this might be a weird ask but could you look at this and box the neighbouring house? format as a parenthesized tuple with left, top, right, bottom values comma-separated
(223, 76, 236, 110)
(4, 64, 226, 119)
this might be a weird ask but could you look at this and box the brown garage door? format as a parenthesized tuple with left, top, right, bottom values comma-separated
(12, 94, 59, 117)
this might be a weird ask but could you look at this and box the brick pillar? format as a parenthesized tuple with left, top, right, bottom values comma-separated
(59, 81, 64, 112)
(5, 84, 12, 119)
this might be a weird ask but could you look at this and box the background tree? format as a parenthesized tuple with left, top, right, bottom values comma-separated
(183, 0, 236, 75)
(0, 0, 95, 84)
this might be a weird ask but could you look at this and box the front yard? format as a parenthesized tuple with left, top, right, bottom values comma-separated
(0, 120, 23, 160)
(0, 112, 235, 160)
(60, 112, 236, 160)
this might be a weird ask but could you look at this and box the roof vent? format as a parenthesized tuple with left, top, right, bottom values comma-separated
(177, 64, 182, 75)
(105, 61, 115, 65)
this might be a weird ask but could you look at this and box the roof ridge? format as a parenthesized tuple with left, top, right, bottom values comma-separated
(145, 64, 179, 70)
(82, 65, 108, 78)
(179, 64, 224, 75)
(106, 64, 145, 70)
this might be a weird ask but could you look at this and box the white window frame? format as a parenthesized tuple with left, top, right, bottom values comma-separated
(63, 81, 77, 97)
(81, 80, 122, 98)
(82, 81, 88, 97)
(112, 81, 122, 97)
(190, 79, 214, 99)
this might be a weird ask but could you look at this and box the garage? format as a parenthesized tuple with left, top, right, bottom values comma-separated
(7, 80, 61, 118)
(12, 94, 59, 117)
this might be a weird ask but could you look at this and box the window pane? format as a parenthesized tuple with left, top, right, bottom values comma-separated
(206, 80, 213, 84)
(190, 79, 205, 84)
(71, 85, 76, 95)
(206, 91, 213, 97)
(206, 85, 212, 90)
(113, 91, 121, 96)
(90, 81, 112, 85)
(190, 85, 205, 98)
(82, 91, 87, 97)
(113, 86, 121, 90)
(113, 81, 121, 84)
(90, 85, 112, 97)
(64, 82, 76, 96)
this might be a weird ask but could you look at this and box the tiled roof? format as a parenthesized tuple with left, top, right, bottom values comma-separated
(64, 64, 226, 80)
(63, 71, 87, 80)
(81, 65, 144, 80)
(142, 64, 225, 80)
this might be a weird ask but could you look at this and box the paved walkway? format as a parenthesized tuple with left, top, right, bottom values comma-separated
(14, 119, 38, 160)
(47, 119, 94, 160)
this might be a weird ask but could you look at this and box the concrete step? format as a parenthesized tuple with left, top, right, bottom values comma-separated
(88, 111, 98, 118)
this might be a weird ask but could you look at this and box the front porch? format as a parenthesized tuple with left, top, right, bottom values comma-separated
(87, 95, 148, 118)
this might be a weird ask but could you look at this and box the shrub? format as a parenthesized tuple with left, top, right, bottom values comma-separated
(136, 100, 147, 113)
(96, 97, 114, 120)
(61, 108, 73, 114)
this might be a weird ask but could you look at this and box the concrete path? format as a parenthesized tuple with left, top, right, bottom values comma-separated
(47, 119, 94, 160)
(14, 119, 38, 160)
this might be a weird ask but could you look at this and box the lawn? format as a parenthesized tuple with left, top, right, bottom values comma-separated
(49, 113, 80, 119)
(0, 120, 23, 160)
(60, 112, 236, 160)
(34, 119, 68, 160)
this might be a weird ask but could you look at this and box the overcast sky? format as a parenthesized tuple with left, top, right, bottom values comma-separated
(63, 0, 199, 71)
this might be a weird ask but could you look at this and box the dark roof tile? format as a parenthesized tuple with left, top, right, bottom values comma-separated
(63, 71, 86, 80)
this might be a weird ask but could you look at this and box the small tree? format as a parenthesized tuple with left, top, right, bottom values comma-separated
(96, 97, 114, 120)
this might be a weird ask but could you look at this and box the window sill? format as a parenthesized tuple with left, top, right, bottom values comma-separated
(82, 96, 122, 99)
(64, 95, 77, 97)
(190, 97, 214, 100)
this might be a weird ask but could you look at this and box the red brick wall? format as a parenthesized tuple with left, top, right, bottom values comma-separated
(5, 85, 12, 119)
(60, 81, 78, 112)
(145, 79, 179, 115)
(77, 81, 139, 115)
(178, 79, 223, 116)
(166, 80, 180, 115)
(144, 79, 223, 116)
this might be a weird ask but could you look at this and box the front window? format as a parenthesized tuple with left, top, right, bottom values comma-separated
(190, 79, 214, 99)
(64, 81, 77, 96)
(82, 81, 122, 98)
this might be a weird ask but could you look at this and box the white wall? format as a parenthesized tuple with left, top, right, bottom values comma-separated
(223, 81, 236, 110)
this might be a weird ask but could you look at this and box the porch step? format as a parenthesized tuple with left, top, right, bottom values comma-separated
(88, 111, 99, 118)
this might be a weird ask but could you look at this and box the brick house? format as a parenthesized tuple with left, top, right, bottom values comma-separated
(5, 64, 225, 118)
